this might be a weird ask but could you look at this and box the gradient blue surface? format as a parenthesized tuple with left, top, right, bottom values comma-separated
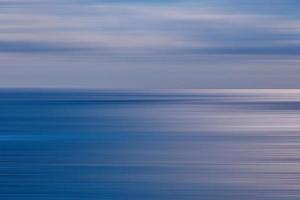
(1, 89, 300, 199)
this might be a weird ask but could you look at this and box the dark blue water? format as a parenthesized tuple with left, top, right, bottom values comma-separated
(1, 89, 300, 199)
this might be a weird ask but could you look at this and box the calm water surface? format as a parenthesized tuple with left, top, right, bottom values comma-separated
(0, 89, 300, 199)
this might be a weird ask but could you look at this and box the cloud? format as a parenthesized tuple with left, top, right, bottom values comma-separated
(0, 2, 299, 56)
(0, 41, 86, 53)
(0, 0, 299, 88)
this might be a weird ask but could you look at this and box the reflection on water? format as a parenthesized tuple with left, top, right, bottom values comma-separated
(0, 89, 300, 199)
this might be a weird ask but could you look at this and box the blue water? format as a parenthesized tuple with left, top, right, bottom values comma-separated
(1, 89, 300, 199)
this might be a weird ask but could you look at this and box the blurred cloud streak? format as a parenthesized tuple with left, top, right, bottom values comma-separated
(0, 0, 299, 88)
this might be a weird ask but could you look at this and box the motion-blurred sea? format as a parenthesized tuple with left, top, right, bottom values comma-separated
(1, 89, 300, 200)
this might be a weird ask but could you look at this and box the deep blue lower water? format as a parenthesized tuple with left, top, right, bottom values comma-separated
(0, 89, 300, 199)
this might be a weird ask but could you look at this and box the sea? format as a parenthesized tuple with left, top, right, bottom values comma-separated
(0, 89, 300, 199)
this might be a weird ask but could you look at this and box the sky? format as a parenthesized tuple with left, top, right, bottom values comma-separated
(0, 0, 299, 88)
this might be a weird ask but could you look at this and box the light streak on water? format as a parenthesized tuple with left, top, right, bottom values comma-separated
(0, 89, 300, 199)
